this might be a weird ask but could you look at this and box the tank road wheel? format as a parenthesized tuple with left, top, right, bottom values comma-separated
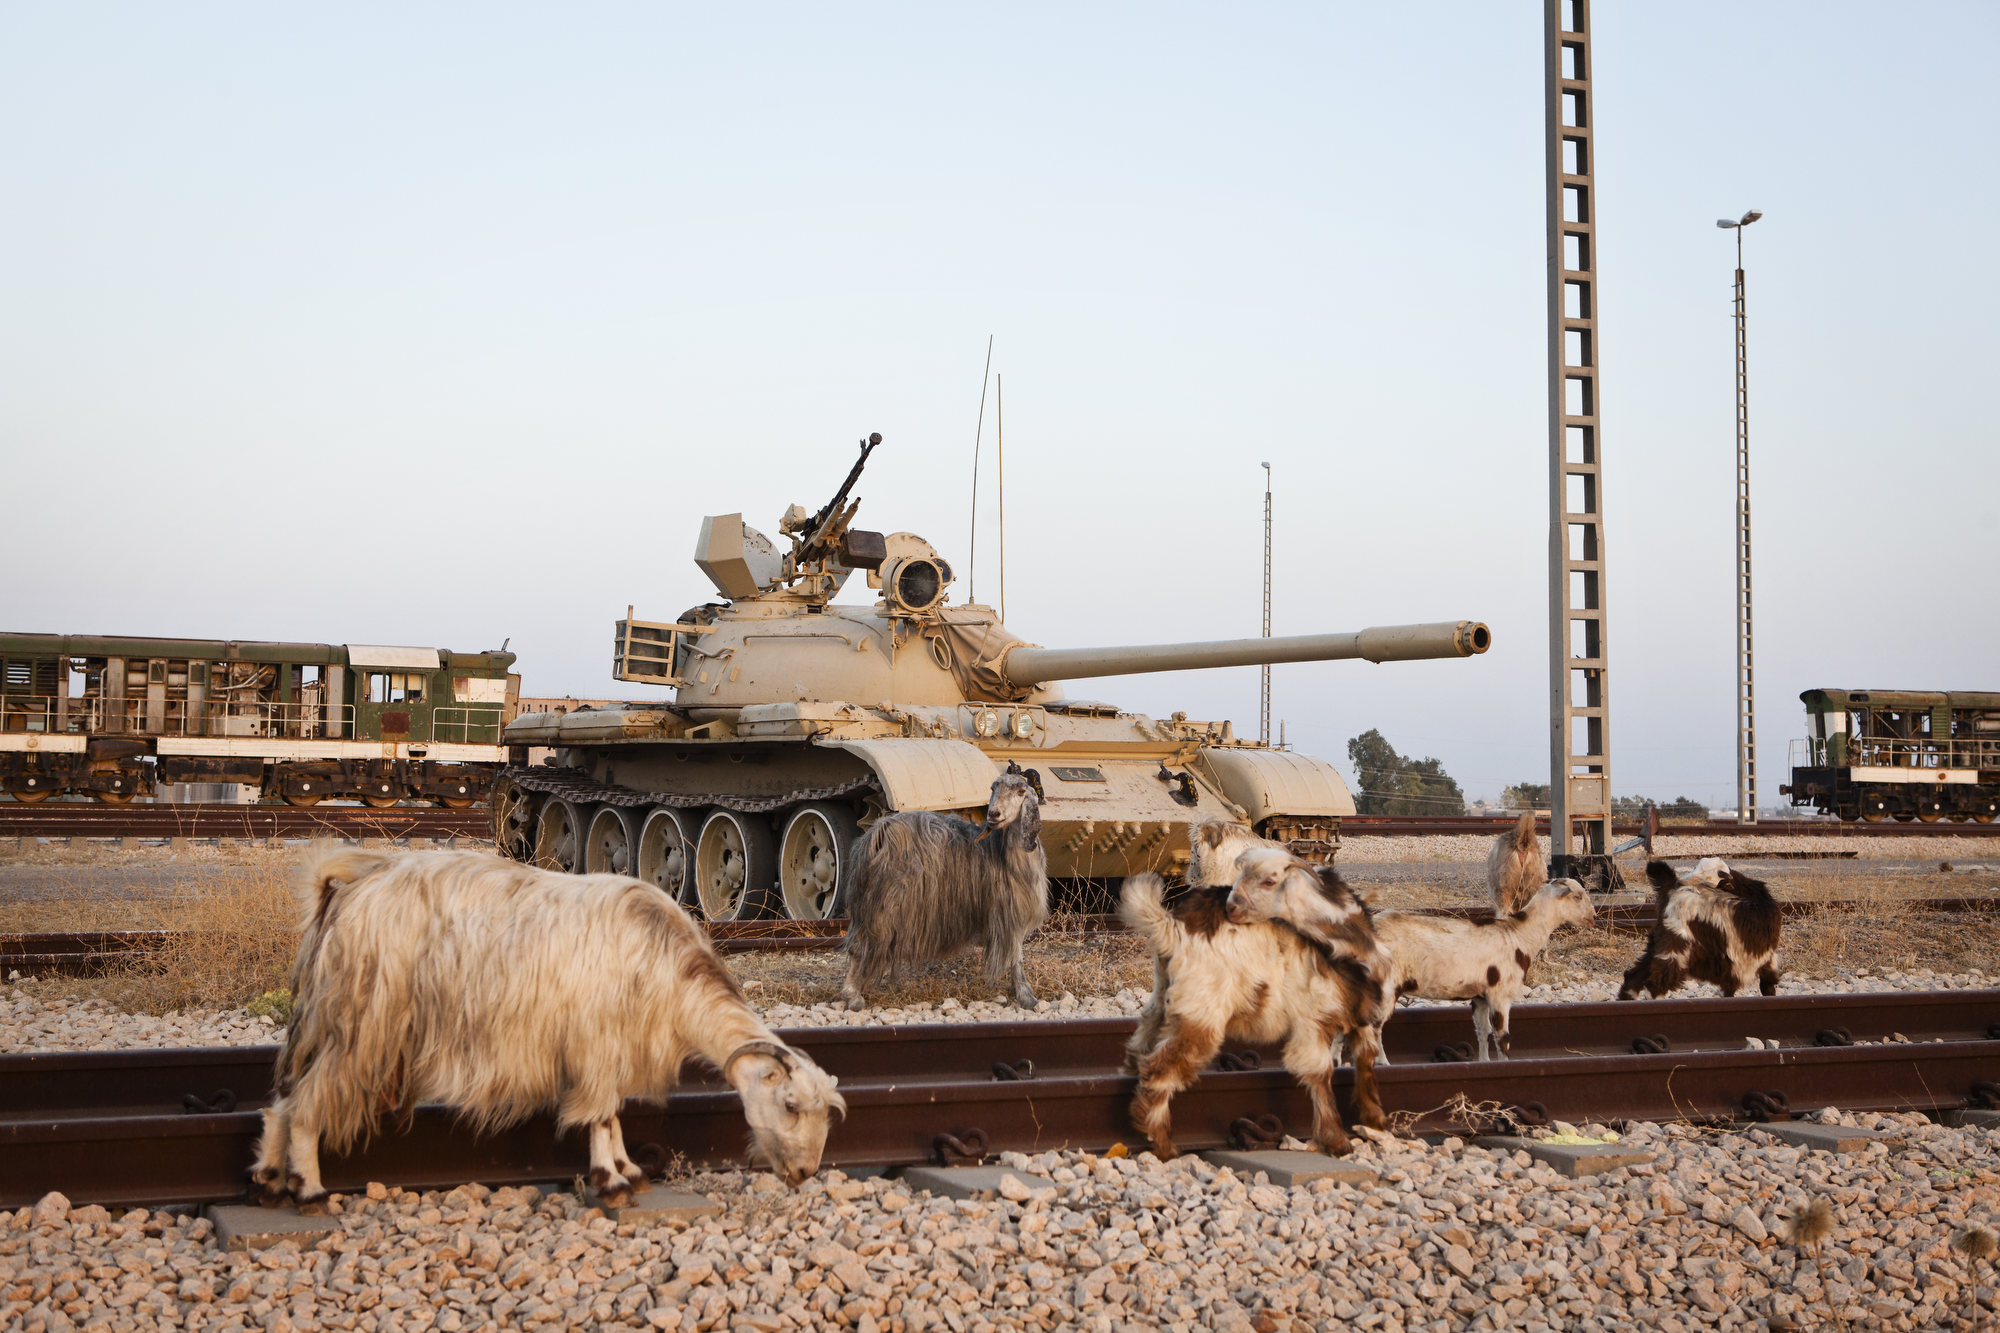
(584, 806, 643, 877)
(637, 807, 698, 905)
(694, 809, 778, 922)
(491, 779, 541, 860)
(534, 798, 586, 873)
(779, 802, 862, 921)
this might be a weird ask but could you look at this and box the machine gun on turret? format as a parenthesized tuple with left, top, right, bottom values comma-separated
(783, 432, 887, 572)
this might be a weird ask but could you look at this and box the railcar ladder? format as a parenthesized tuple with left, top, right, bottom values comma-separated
(1546, 0, 1614, 874)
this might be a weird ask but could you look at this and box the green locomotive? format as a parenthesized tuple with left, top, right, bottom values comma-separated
(1785, 688, 2000, 823)
(0, 633, 517, 806)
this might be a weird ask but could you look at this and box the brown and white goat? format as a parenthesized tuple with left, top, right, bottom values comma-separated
(1487, 811, 1547, 916)
(840, 771, 1047, 1010)
(252, 850, 845, 1209)
(1358, 880, 1594, 1060)
(1118, 854, 1393, 1159)
(1618, 857, 1780, 1000)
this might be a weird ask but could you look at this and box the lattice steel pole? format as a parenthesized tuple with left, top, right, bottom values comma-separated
(1546, 0, 1613, 876)
(1718, 210, 1762, 823)
(1260, 461, 1273, 746)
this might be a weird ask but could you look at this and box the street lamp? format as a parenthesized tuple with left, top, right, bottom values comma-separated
(1259, 461, 1272, 745)
(1716, 208, 1762, 823)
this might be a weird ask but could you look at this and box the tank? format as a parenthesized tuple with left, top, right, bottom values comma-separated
(493, 433, 1490, 920)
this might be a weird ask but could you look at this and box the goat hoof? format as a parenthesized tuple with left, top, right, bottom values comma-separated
(295, 1193, 329, 1216)
(596, 1186, 634, 1209)
(842, 996, 867, 1012)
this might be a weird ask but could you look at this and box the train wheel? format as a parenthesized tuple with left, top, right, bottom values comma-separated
(8, 788, 52, 803)
(534, 798, 586, 873)
(362, 795, 401, 809)
(1975, 813, 1996, 824)
(284, 783, 323, 807)
(1918, 808, 1946, 823)
(637, 807, 698, 905)
(1861, 809, 1888, 823)
(93, 791, 136, 805)
(694, 809, 777, 922)
(584, 806, 642, 877)
(779, 803, 861, 921)
(436, 796, 475, 810)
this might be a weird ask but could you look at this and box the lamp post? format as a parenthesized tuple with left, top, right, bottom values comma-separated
(1260, 461, 1273, 746)
(1716, 209, 1762, 823)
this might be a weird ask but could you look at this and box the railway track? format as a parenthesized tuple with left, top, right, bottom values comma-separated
(5, 803, 1999, 840)
(0, 803, 489, 839)
(12, 892, 2000, 976)
(5, 990, 1997, 1209)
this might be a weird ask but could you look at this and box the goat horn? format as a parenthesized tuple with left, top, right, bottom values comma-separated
(723, 1040, 796, 1078)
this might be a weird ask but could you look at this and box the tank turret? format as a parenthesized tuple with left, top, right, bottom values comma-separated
(498, 434, 1491, 924)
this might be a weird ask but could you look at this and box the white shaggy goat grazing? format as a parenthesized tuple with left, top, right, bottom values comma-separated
(1618, 857, 1781, 1000)
(1487, 811, 1547, 916)
(840, 769, 1047, 1011)
(1353, 880, 1595, 1061)
(1119, 853, 1393, 1159)
(252, 850, 845, 1208)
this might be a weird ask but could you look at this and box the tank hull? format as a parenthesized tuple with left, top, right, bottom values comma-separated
(495, 700, 1352, 915)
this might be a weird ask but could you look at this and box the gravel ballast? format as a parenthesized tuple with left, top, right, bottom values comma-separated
(6, 1110, 1998, 1333)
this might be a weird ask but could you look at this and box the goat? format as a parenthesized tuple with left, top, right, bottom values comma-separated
(1487, 811, 1547, 916)
(839, 770, 1047, 1011)
(1350, 880, 1595, 1060)
(1118, 853, 1392, 1159)
(1122, 819, 1289, 1060)
(250, 850, 845, 1209)
(1618, 857, 1780, 1000)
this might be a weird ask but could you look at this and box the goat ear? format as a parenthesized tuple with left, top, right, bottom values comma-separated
(1015, 796, 1041, 852)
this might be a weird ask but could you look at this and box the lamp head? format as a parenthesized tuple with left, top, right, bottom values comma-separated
(1740, 209, 1764, 225)
(1716, 219, 1738, 229)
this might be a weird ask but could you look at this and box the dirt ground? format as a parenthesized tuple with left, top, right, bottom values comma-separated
(4, 840, 2000, 1014)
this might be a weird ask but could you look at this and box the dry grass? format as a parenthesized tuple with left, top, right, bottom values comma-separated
(728, 925, 1156, 1009)
(8, 856, 304, 1015)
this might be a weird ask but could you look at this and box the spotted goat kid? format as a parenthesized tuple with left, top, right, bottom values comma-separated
(1119, 851, 1393, 1159)
(1367, 879, 1595, 1061)
(1618, 857, 1781, 1000)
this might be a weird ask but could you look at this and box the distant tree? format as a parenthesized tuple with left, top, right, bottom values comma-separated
(1346, 729, 1466, 817)
(1502, 782, 1550, 811)
(1612, 795, 1710, 821)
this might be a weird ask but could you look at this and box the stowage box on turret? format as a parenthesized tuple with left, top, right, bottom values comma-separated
(494, 434, 1490, 921)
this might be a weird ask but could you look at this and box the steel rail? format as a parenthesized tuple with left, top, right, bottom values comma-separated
(6, 804, 1998, 839)
(6, 1038, 1996, 1211)
(7, 990, 1995, 1121)
(0, 804, 490, 839)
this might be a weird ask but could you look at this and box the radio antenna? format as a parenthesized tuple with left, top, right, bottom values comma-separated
(966, 334, 994, 603)
(997, 373, 1006, 622)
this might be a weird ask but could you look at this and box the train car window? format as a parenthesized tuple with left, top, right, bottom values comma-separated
(367, 672, 426, 704)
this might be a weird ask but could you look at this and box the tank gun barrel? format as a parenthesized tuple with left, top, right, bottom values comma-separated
(999, 620, 1490, 686)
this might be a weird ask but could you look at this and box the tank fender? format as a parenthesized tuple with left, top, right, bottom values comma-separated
(1195, 747, 1357, 825)
(814, 737, 998, 812)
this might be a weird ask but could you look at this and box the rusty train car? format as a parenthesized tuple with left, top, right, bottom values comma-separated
(0, 633, 517, 806)
(1785, 688, 2000, 823)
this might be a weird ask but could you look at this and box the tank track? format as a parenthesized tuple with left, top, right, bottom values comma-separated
(495, 765, 878, 814)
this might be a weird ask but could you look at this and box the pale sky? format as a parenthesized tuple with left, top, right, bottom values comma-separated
(3, 3, 1994, 808)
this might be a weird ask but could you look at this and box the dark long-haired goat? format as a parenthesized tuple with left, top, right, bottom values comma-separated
(1618, 857, 1781, 1000)
(839, 770, 1047, 1010)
